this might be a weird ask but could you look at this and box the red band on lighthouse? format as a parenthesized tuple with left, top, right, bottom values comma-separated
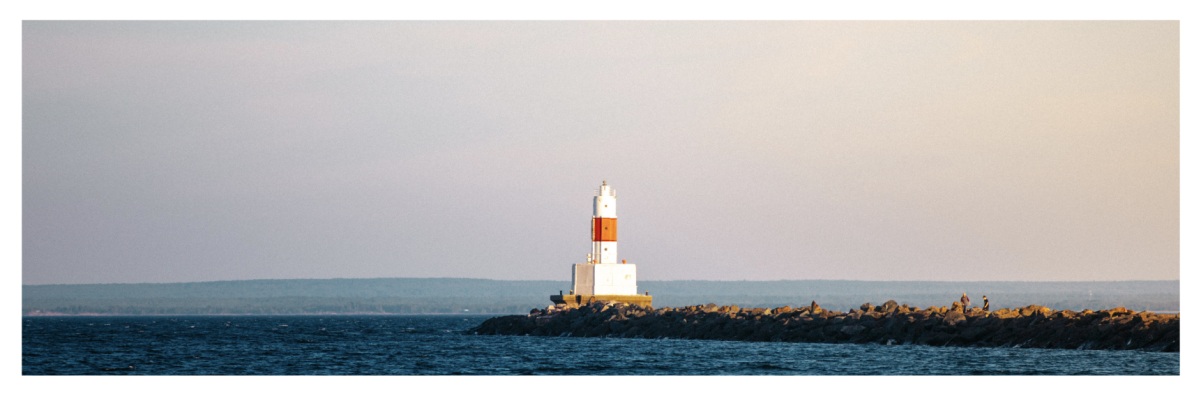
(593, 218, 617, 242)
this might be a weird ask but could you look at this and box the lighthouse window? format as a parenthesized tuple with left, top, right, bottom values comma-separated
(604, 248, 608, 251)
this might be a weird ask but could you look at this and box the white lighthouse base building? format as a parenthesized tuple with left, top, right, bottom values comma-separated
(554, 264, 652, 308)
(572, 263, 637, 296)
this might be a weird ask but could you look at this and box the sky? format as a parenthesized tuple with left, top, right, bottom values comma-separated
(22, 21, 1179, 285)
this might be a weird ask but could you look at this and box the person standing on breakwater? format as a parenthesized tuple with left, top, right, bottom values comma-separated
(982, 296, 989, 311)
(961, 293, 970, 309)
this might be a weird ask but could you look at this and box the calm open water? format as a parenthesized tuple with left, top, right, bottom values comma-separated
(23, 315, 1178, 375)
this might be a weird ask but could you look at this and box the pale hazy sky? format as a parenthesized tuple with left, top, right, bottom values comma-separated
(23, 21, 1178, 285)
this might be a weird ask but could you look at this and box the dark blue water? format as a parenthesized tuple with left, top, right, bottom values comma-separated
(23, 315, 1178, 375)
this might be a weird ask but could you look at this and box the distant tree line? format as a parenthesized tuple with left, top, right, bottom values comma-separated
(23, 297, 537, 315)
(22, 278, 570, 299)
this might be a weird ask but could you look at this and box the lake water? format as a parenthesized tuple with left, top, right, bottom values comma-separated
(22, 315, 1179, 375)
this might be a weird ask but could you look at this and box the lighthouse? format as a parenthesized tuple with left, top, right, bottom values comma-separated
(551, 181, 652, 308)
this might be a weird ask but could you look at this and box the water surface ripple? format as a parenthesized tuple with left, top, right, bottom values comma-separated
(23, 315, 1178, 375)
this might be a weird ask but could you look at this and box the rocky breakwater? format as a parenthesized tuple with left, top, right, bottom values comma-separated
(469, 301, 1179, 352)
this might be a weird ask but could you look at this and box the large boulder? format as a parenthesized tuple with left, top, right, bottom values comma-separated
(882, 300, 899, 313)
(943, 311, 967, 326)
(861, 303, 873, 312)
(1019, 305, 1051, 317)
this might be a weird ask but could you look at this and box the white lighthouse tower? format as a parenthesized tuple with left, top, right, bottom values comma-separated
(552, 181, 652, 308)
(591, 181, 618, 265)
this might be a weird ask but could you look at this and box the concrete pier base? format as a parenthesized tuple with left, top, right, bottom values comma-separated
(551, 294, 652, 308)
